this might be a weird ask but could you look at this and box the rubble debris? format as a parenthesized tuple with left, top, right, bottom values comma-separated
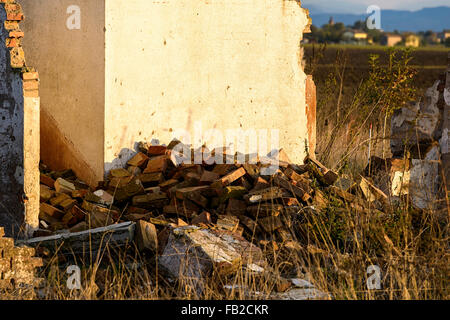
(159, 226, 266, 293)
(367, 58, 450, 211)
(359, 176, 388, 204)
(28, 138, 402, 298)
(0, 227, 43, 292)
(136, 220, 158, 252)
(33, 140, 390, 246)
(409, 145, 441, 209)
(54, 178, 76, 195)
(223, 277, 329, 300)
(271, 287, 331, 300)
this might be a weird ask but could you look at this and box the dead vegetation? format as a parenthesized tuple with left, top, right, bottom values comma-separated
(2, 48, 449, 301)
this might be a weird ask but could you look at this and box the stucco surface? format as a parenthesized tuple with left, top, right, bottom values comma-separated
(105, 0, 310, 170)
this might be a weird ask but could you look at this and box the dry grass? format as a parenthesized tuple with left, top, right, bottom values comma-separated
(2, 173, 448, 301)
(1, 46, 449, 301)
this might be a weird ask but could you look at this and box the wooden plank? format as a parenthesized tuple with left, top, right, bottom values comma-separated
(17, 222, 136, 254)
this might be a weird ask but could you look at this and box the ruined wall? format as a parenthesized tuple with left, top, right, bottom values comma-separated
(390, 53, 450, 210)
(305, 75, 317, 157)
(0, 226, 42, 291)
(0, 0, 39, 237)
(21, 0, 312, 183)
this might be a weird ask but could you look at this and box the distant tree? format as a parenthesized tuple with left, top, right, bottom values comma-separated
(367, 29, 382, 44)
(305, 24, 323, 43)
(424, 30, 434, 37)
(351, 20, 366, 31)
(445, 38, 450, 47)
(320, 22, 346, 43)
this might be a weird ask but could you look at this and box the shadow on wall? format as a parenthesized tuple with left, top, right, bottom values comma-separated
(104, 146, 139, 175)
(40, 108, 99, 188)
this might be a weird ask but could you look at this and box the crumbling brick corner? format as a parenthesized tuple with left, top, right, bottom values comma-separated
(0, 0, 40, 238)
(0, 226, 43, 293)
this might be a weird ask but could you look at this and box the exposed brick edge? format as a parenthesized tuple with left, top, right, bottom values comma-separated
(0, 226, 43, 291)
(302, 9, 312, 33)
(1, 0, 39, 97)
(305, 75, 317, 158)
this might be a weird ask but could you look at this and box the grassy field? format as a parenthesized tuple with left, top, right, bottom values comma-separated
(304, 44, 449, 100)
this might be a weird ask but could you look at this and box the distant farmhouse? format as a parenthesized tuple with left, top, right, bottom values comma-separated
(439, 30, 450, 42)
(304, 15, 450, 48)
(380, 33, 420, 47)
(404, 34, 420, 47)
(381, 33, 403, 47)
(342, 29, 368, 44)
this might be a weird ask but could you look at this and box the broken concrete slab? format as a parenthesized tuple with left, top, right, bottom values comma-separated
(159, 226, 266, 293)
(409, 145, 441, 210)
(270, 287, 331, 300)
(391, 81, 442, 157)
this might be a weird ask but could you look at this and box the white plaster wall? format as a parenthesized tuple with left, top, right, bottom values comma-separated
(104, 0, 310, 170)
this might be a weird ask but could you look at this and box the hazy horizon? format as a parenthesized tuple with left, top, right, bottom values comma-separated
(302, 0, 450, 14)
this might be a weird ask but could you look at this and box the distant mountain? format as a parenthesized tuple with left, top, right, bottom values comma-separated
(307, 6, 450, 32)
(303, 4, 325, 14)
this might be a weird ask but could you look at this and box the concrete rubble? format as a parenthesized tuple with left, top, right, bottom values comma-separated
(159, 225, 266, 294)
(14, 115, 448, 296)
(367, 53, 450, 211)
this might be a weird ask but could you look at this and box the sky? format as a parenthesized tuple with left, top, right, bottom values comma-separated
(302, 0, 450, 13)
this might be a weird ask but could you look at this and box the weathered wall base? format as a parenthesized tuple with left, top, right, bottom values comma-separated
(0, 226, 42, 291)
